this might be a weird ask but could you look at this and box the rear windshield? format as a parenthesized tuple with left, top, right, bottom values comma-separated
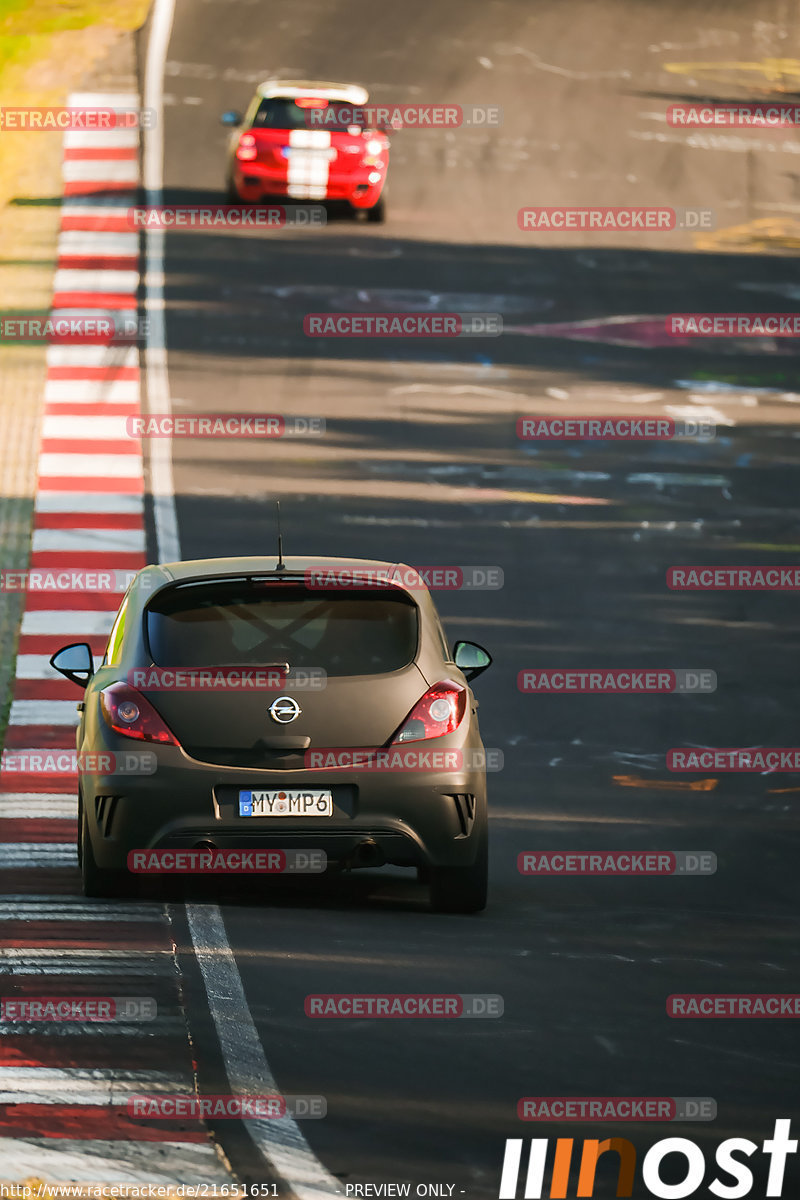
(251, 98, 365, 132)
(145, 580, 418, 676)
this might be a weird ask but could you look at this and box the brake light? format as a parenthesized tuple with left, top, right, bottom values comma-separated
(100, 682, 180, 746)
(236, 134, 258, 161)
(362, 135, 387, 167)
(295, 97, 329, 108)
(391, 681, 467, 744)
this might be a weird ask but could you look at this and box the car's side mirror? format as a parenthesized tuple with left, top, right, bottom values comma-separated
(453, 640, 492, 682)
(220, 110, 243, 127)
(50, 642, 94, 689)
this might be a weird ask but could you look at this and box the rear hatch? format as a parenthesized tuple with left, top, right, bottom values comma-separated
(140, 576, 426, 767)
(244, 97, 386, 181)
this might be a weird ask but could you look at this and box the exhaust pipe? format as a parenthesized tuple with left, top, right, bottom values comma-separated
(351, 838, 384, 868)
(192, 839, 217, 851)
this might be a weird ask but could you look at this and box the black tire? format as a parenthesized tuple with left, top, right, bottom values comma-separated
(225, 178, 241, 203)
(428, 821, 488, 913)
(79, 794, 130, 899)
(365, 195, 386, 223)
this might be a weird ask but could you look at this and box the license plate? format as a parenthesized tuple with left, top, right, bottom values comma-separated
(284, 147, 337, 160)
(239, 789, 333, 817)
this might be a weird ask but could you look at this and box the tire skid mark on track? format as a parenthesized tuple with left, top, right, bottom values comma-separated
(0, 91, 231, 1184)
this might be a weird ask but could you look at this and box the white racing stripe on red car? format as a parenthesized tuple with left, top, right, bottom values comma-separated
(0, 91, 231, 1182)
(287, 129, 333, 200)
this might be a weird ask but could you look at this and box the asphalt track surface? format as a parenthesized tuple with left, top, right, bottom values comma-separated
(144, 0, 799, 1194)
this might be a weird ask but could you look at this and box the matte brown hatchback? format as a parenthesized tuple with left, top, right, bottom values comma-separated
(51, 556, 492, 912)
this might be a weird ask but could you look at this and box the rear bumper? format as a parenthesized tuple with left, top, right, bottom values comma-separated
(231, 163, 386, 207)
(80, 726, 487, 876)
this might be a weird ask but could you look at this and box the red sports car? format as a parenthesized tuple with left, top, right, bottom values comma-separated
(222, 80, 390, 221)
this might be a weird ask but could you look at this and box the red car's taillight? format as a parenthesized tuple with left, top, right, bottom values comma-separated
(100, 682, 180, 746)
(362, 136, 387, 166)
(236, 133, 258, 161)
(390, 681, 467, 744)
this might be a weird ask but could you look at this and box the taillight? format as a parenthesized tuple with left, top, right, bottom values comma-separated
(236, 134, 258, 162)
(391, 681, 467, 744)
(362, 136, 386, 166)
(100, 683, 180, 746)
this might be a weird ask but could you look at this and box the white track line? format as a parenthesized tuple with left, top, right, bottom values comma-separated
(0, 1020, 185, 1038)
(32, 526, 145, 552)
(44, 380, 139, 405)
(63, 159, 139, 184)
(53, 268, 139, 293)
(59, 203, 136, 222)
(187, 907, 341, 1197)
(0, 797, 77, 817)
(0, 898, 160, 918)
(68, 92, 140, 107)
(9, 701, 81, 726)
(0, 1067, 190, 1103)
(0, 948, 172, 961)
(35, 491, 144, 514)
(38, 453, 143, 477)
(143, 27, 180, 566)
(0, 950, 175, 972)
(6, 747, 93, 760)
(0, 845, 78, 867)
(21, 610, 115, 635)
(58, 232, 139, 256)
(0, 1140, 226, 1185)
(41, 414, 134, 439)
(64, 129, 139, 149)
(14, 656, 61, 679)
(46, 344, 139, 368)
(47, 308, 138, 330)
(0, 802, 76, 818)
(144, 1, 341, 1194)
(44, 384, 140, 408)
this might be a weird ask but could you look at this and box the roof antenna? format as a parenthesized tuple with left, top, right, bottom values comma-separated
(275, 500, 286, 571)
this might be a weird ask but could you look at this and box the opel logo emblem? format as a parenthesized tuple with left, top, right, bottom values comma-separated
(269, 696, 302, 724)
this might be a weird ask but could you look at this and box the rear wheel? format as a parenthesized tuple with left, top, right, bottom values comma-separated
(225, 177, 241, 203)
(365, 195, 386, 223)
(79, 793, 130, 898)
(428, 821, 488, 913)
